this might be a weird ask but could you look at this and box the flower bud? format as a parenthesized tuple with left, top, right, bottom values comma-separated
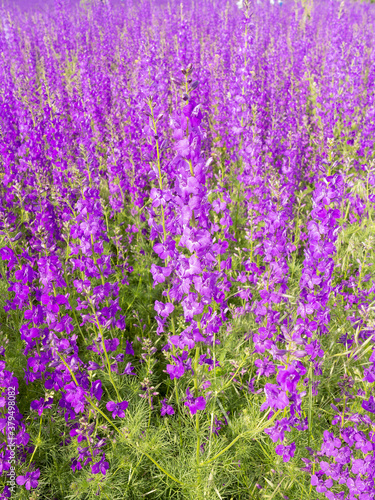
(171, 77, 183, 86)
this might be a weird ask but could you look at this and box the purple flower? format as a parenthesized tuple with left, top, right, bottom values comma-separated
(174, 138, 191, 158)
(247, 378, 256, 393)
(90, 380, 102, 401)
(184, 388, 206, 415)
(311, 474, 333, 493)
(154, 301, 174, 318)
(260, 383, 289, 411)
(150, 264, 172, 285)
(87, 361, 101, 371)
(166, 351, 192, 380)
(16, 469, 40, 490)
(334, 445, 351, 465)
(166, 360, 185, 380)
(297, 301, 314, 318)
(351, 458, 367, 475)
(1, 485, 11, 498)
(276, 364, 304, 393)
(106, 400, 128, 418)
(161, 399, 174, 416)
(265, 418, 291, 443)
(30, 397, 53, 416)
(104, 338, 119, 352)
(275, 442, 296, 462)
(71, 458, 82, 472)
(181, 294, 204, 321)
(153, 240, 175, 260)
(210, 415, 227, 435)
(15, 425, 30, 446)
(123, 362, 136, 375)
(187, 396, 206, 415)
(254, 357, 275, 377)
(64, 382, 86, 414)
(253, 329, 273, 354)
(362, 396, 375, 413)
(125, 340, 134, 356)
(341, 426, 356, 446)
(0, 452, 10, 475)
(91, 453, 109, 475)
(305, 340, 324, 360)
(321, 430, 341, 457)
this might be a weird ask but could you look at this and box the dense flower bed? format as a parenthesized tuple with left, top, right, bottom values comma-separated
(0, 0, 375, 498)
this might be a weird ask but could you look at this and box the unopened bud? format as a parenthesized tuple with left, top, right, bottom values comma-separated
(171, 77, 183, 86)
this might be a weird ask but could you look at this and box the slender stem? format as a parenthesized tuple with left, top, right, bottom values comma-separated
(174, 377, 183, 448)
(90, 305, 121, 401)
(150, 102, 167, 241)
(201, 433, 243, 467)
(27, 416, 43, 470)
(201, 409, 281, 467)
(192, 345, 202, 491)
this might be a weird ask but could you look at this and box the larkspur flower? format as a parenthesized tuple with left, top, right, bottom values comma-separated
(16, 470, 40, 490)
(260, 384, 289, 411)
(184, 388, 206, 415)
(106, 401, 128, 418)
(161, 398, 174, 416)
(275, 442, 296, 463)
(91, 453, 109, 475)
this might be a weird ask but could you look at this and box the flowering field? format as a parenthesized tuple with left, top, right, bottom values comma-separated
(1, 0, 375, 498)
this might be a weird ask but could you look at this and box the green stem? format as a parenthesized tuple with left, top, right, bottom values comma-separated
(201, 409, 281, 467)
(91, 306, 121, 401)
(308, 363, 314, 447)
(201, 433, 243, 467)
(27, 416, 43, 470)
(150, 102, 167, 241)
(174, 377, 183, 448)
(194, 347, 200, 466)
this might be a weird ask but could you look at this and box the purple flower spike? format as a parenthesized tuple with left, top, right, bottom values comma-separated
(106, 400, 128, 418)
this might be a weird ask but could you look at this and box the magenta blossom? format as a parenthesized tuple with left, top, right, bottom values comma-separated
(16, 469, 40, 490)
(161, 398, 174, 416)
(106, 400, 128, 418)
(184, 388, 206, 415)
(275, 442, 296, 463)
(91, 453, 109, 475)
(260, 383, 289, 411)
